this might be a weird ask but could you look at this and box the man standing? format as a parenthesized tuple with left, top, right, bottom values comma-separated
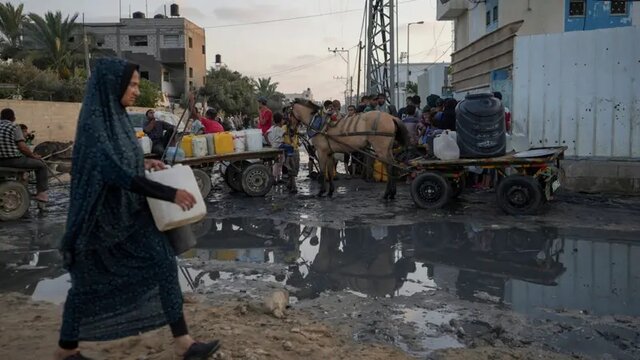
(143, 109, 175, 156)
(375, 93, 397, 116)
(258, 97, 273, 136)
(397, 96, 414, 119)
(0, 108, 48, 202)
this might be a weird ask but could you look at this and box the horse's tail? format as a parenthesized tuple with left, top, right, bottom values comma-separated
(393, 117, 410, 147)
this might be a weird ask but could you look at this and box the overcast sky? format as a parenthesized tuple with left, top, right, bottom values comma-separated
(14, 0, 452, 101)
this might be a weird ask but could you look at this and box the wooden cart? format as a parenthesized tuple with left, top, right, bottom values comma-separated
(173, 148, 283, 197)
(407, 147, 567, 215)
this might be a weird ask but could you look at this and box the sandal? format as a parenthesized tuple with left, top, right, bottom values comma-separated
(183, 340, 221, 360)
(64, 353, 93, 360)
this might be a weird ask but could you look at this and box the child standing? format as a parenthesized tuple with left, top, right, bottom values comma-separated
(267, 113, 286, 183)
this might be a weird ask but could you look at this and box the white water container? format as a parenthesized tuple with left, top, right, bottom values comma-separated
(192, 136, 208, 158)
(138, 136, 152, 154)
(232, 130, 247, 152)
(434, 130, 460, 161)
(204, 134, 215, 155)
(245, 129, 263, 151)
(146, 164, 207, 232)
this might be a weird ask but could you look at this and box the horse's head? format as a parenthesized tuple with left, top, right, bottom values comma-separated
(292, 98, 320, 125)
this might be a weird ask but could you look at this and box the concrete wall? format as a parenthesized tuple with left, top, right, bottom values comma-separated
(0, 100, 150, 144)
(185, 20, 207, 91)
(562, 159, 640, 194)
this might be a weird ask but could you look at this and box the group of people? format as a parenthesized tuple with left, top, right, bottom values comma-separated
(263, 101, 301, 194)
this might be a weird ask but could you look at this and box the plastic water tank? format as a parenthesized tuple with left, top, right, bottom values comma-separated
(180, 135, 194, 157)
(191, 136, 208, 157)
(232, 130, 246, 152)
(146, 165, 206, 231)
(456, 93, 506, 158)
(245, 129, 263, 151)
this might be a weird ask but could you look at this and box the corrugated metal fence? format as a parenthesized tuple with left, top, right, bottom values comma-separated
(513, 26, 640, 159)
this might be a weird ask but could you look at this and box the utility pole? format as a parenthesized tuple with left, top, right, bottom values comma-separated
(83, 13, 90, 77)
(366, 0, 395, 106)
(406, 21, 424, 105)
(328, 47, 352, 106)
(356, 41, 363, 102)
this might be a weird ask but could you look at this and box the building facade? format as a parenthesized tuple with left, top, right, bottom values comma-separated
(416, 63, 451, 105)
(84, 16, 206, 102)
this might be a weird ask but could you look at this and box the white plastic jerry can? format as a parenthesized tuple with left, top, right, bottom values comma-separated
(145, 164, 207, 231)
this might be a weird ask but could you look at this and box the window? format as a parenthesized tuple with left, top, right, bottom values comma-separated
(129, 35, 148, 47)
(189, 81, 193, 89)
(189, 67, 193, 78)
(611, 1, 627, 15)
(164, 34, 180, 47)
(163, 71, 171, 82)
(188, 37, 193, 48)
(569, 0, 585, 17)
(203, 76, 206, 85)
(140, 71, 149, 80)
(486, 11, 491, 26)
(493, 6, 498, 22)
(202, 45, 206, 55)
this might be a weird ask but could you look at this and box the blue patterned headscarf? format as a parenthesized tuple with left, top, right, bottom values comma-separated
(61, 58, 145, 267)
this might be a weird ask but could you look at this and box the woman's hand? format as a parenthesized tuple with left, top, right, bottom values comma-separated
(174, 189, 197, 211)
(144, 159, 166, 171)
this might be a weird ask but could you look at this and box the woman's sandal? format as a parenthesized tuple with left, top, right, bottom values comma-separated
(183, 341, 221, 360)
(63, 353, 93, 360)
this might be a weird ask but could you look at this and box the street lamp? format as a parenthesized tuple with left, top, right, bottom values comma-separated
(406, 21, 424, 106)
(329, 47, 352, 106)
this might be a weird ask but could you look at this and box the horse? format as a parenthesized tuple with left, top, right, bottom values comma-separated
(291, 98, 409, 199)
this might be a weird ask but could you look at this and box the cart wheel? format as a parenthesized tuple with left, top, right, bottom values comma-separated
(224, 161, 250, 193)
(192, 168, 212, 197)
(242, 164, 274, 197)
(411, 172, 452, 209)
(496, 175, 543, 215)
(451, 176, 466, 198)
(0, 181, 30, 221)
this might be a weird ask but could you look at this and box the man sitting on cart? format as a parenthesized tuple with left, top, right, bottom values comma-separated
(143, 109, 175, 156)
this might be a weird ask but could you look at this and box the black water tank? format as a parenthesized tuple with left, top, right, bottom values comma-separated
(170, 4, 180, 17)
(215, 54, 222, 64)
(154, 14, 165, 19)
(132, 11, 145, 19)
(456, 93, 506, 158)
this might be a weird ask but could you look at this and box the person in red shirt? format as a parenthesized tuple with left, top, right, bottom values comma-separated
(258, 97, 273, 135)
(201, 108, 224, 134)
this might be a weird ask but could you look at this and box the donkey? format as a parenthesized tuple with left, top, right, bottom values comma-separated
(291, 98, 409, 199)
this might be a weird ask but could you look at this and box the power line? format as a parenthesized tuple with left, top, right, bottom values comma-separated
(204, 0, 418, 29)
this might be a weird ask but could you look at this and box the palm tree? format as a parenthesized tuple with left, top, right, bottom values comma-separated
(252, 77, 279, 98)
(0, 2, 28, 59)
(25, 11, 80, 79)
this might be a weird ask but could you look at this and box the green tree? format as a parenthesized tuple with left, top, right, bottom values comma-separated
(252, 77, 279, 98)
(0, 2, 27, 59)
(201, 67, 258, 116)
(135, 78, 161, 107)
(25, 11, 80, 79)
(406, 81, 418, 96)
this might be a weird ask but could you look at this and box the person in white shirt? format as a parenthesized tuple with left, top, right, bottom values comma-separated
(266, 113, 285, 183)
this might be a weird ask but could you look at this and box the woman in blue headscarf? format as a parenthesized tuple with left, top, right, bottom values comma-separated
(55, 58, 220, 360)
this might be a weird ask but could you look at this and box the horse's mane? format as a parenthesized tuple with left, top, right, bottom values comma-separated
(293, 98, 320, 113)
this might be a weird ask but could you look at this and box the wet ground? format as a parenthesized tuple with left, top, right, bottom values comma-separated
(1, 160, 640, 359)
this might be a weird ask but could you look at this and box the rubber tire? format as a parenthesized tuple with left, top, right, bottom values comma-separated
(225, 161, 250, 193)
(0, 181, 30, 221)
(192, 168, 212, 198)
(496, 175, 543, 215)
(241, 163, 274, 197)
(411, 172, 452, 209)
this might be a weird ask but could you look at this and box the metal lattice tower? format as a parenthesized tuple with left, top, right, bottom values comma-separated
(366, 0, 395, 105)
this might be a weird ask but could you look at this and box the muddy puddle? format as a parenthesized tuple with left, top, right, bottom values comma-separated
(1, 216, 639, 358)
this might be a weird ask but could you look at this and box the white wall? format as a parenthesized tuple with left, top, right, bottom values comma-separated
(513, 26, 640, 159)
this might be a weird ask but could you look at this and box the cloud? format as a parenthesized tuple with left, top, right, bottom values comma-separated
(213, 4, 279, 22)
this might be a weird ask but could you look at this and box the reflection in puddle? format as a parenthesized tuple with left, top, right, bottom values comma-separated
(395, 306, 464, 355)
(1, 217, 639, 320)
